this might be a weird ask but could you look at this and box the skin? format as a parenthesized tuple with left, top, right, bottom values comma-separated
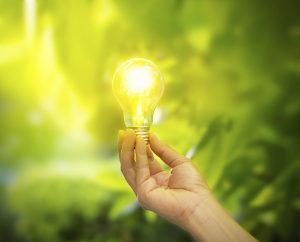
(118, 129, 258, 242)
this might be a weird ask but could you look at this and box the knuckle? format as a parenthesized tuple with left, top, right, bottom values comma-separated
(120, 165, 134, 174)
(169, 157, 180, 166)
(158, 147, 167, 157)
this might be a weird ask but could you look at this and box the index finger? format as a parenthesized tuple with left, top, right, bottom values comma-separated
(149, 133, 189, 168)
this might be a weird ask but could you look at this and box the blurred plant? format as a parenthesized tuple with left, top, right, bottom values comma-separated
(6, 162, 192, 242)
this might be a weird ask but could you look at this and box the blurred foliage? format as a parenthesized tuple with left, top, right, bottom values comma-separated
(1, 0, 300, 242)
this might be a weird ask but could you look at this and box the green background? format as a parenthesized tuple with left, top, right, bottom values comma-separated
(1, 0, 300, 241)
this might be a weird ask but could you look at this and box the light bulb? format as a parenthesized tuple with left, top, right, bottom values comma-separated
(112, 58, 164, 143)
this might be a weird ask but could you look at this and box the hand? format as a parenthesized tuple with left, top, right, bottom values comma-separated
(118, 129, 209, 228)
(118, 130, 257, 242)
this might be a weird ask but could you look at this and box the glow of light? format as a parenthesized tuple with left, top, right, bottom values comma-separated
(124, 67, 154, 94)
(153, 108, 162, 124)
(24, 0, 36, 45)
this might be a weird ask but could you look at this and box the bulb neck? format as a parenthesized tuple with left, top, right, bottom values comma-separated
(128, 126, 149, 144)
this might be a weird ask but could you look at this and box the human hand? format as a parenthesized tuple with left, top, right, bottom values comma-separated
(118, 130, 257, 242)
(118, 129, 210, 228)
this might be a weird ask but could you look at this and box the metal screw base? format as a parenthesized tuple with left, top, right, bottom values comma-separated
(128, 126, 150, 144)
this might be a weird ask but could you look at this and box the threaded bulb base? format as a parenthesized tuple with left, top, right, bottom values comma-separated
(128, 126, 149, 144)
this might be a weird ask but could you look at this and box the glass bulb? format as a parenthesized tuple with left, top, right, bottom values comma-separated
(112, 58, 164, 142)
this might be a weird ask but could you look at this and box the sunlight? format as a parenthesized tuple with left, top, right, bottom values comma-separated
(32, 21, 92, 150)
(24, 0, 36, 46)
(93, 0, 115, 25)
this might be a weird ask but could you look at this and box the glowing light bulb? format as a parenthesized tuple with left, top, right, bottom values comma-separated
(112, 58, 164, 142)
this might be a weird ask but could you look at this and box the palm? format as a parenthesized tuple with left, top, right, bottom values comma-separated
(141, 162, 207, 224)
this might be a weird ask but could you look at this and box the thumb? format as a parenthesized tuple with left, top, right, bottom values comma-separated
(149, 133, 189, 168)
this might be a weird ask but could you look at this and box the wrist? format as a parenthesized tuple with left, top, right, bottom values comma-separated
(184, 191, 220, 241)
(184, 192, 257, 242)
